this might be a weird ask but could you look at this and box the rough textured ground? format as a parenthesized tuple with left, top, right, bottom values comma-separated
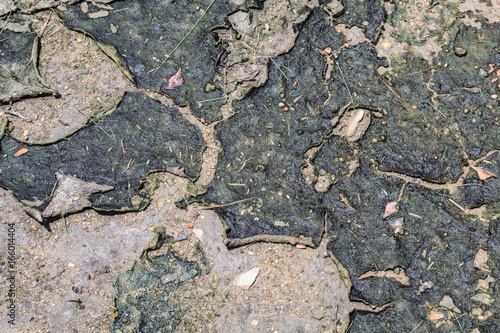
(1, 0, 500, 332)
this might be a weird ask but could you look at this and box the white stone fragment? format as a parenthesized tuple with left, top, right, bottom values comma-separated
(233, 267, 260, 289)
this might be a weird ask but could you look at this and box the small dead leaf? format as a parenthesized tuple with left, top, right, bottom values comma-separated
(381, 42, 392, 47)
(471, 165, 496, 180)
(113, 311, 119, 318)
(14, 148, 28, 156)
(383, 201, 397, 219)
(388, 218, 404, 235)
(87, 270, 95, 279)
(296, 244, 306, 249)
(165, 67, 183, 90)
(429, 311, 445, 321)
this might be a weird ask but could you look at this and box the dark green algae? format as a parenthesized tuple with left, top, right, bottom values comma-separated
(0, 92, 205, 216)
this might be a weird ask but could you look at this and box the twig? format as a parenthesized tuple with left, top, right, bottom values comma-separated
(378, 76, 454, 143)
(204, 196, 257, 209)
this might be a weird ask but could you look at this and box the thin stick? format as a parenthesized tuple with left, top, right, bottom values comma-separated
(379, 76, 454, 143)
(152, 0, 217, 74)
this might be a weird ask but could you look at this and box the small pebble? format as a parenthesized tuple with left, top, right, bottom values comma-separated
(323, 265, 336, 274)
(313, 314, 324, 320)
(479, 69, 488, 77)
(68, 263, 75, 268)
(251, 320, 259, 326)
(454, 47, 467, 57)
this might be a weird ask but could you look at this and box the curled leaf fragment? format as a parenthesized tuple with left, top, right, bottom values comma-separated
(471, 165, 496, 181)
(14, 148, 28, 156)
(429, 311, 444, 321)
(383, 201, 397, 219)
(165, 67, 183, 90)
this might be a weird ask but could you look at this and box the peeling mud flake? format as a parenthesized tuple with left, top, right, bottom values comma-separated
(0, 92, 205, 219)
(42, 172, 114, 218)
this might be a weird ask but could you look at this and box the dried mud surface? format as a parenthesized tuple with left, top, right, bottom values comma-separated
(1, 0, 500, 332)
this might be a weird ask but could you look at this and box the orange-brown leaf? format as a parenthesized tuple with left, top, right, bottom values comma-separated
(14, 148, 28, 157)
(429, 312, 444, 321)
(383, 201, 397, 219)
(471, 165, 496, 180)
(165, 67, 183, 90)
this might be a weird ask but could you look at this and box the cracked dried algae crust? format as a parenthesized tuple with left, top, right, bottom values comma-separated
(194, 3, 500, 331)
(0, 23, 52, 104)
(57, 0, 239, 124)
(112, 233, 206, 333)
(0, 92, 205, 219)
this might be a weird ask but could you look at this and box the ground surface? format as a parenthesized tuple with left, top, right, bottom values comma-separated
(0, 0, 500, 332)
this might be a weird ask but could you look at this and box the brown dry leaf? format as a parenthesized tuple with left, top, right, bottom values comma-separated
(429, 311, 445, 321)
(383, 201, 397, 219)
(14, 148, 28, 156)
(165, 67, 183, 90)
(471, 165, 496, 181)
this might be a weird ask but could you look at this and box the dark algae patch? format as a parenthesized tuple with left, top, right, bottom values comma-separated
(57, 0, 238, 123)
(0, 92, 205, 219)
(112, 233, 203, 333)
(326, 159, 496, 332)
